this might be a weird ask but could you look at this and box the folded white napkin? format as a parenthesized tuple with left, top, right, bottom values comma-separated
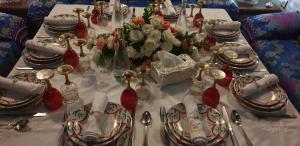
(44, 16, 77, 26)
(223, 45, 252, 54)
(0, 76, 44, 95)
(164, 0, 176, 15)
(157, 50, 184, 68)
(183, 94, 207, 146)
(240, 74, 279, 97)
(206, 21, 241, 31)
(25, 40, 66, 55)
(83, 93, 109, 142)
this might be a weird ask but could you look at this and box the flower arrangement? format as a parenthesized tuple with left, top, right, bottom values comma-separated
(91, 8, 204, 67)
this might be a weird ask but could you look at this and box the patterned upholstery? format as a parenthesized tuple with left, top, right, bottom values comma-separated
(242, 12, 300, 43)
(0, 41, 21, 76)
(241, 12, 300, 112)
(0, 13, 28, 45)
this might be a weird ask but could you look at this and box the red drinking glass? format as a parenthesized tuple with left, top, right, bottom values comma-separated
(74, 8, 88, 39)
(193, 10, 204, 28)
(121, 71, 138, 116)
(43, 87, 63, 110)
(203, 35, 216, 53)
(217, 66, 233, 89)
(202, 86, 220, 108)
(91, 2, 100, 24)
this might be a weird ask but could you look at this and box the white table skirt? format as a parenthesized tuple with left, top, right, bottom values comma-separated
(1, 4, 300, 146)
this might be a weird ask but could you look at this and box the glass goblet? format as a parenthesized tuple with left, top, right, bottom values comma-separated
(73, 8, 88, 39)
(59, 33, 79, 70)
(135, 66, 151, 101)
(202, 69, 225, 108)
(121, 70, 138, 116)
(57, 65, 80, 104)
(36, 69, 63, 110)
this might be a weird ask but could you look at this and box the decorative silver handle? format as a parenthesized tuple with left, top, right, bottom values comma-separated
(143, 126, 148, 146)
(230, 129, 240, 146)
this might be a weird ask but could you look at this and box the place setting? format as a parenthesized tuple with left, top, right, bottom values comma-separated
(205, 19, 241, 42)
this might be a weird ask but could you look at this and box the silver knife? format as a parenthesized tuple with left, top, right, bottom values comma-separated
(222, 106, 240, 146)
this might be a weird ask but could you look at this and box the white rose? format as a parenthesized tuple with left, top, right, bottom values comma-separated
(148, 30, 161, 42)
(143, 39, 159, 56)
(107, 36, 114, 49)
(127, 46, 136, 58)
(150, 16, 162, 28)
(160, 41, 173, 52)
(142, 24, 154, 34)
(162, 29, 181, 47)
(129, 30, 144, 42)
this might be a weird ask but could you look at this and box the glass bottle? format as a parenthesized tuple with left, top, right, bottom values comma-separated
(202, 69, 225, 108)
(60, 33, 79, 69)
(176, 0, 188, 34)
(91, 0, 100, 24)
(73, 8, 88, 39)
(57, 65, 80, 104)
(121, 70, 138, 116)
(36, 69, 63, 110)
(111, 0, 123, 31)
(97, 1, 109, 26)
(113, 28, 130, 77)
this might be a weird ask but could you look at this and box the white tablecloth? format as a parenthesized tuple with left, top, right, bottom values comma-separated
(1, 4, 300, 146)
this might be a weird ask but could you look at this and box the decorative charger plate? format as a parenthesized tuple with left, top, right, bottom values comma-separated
(0, 72, 44, 109)
(230, 76, 288, 113)
(65, 102, 132, 146)
(165, 103, 228, 145)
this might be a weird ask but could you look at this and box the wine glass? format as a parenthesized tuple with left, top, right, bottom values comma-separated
(202, 69, 225, 108)
(59, 33, 79, 69)
(92, 48, 112, 89)
(73, 39, 89, 73)
(193, 1, 204, 28)
(57, 65, 80, 104)
(190, 63, 209, 96)
(135, 66, 151, 101)
(176, 0, 188, 34)
(91, 0, 100, 24)
(73, 8, 88, 39)
(36, 69, 63, 110)
(121, 70, 138, 116)
(82, 12, 92, 28)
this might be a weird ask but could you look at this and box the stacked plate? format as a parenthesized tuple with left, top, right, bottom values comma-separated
(103, 3, 130, 17)
(163, 103, 228, 146)
(0, 72, 44, 111)
(44, 14, 76, 36)
(215, 43, 259, 71)
(161, 6, 180, 21)
(65, 102, 133, 146)
(23, 48, 63, 69)
(206, 19, 240, 42)
(230, 75, 288, 114)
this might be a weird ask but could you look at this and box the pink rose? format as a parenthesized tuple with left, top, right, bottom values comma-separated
(96, 37, 107, 50)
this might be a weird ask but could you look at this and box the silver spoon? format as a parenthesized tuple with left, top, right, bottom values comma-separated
(0, 119, 29, 132)
(231, 110, 253, 146)
(141, 111, 152, 146)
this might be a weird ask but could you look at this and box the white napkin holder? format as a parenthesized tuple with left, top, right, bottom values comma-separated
(150, 54, 197, 87)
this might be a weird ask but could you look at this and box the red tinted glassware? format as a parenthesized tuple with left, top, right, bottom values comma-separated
(202, 86, 220, 108)
(43, 87, 63, 110)
(217, 66, 233, 89)
(121, 87, 138, 116)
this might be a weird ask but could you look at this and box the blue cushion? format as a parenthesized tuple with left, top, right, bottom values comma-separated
(0, 41, 21, 76)
(28, 0, 57, 19)
(0, 13, 28, 45)
(253, 39, 300, 111)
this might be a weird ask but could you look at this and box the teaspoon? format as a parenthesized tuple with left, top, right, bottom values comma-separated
(141, 111, 152, 146)
(231, 110, 253, 146)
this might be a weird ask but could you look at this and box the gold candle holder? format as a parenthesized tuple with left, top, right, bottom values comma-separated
(73, 8, 84, 22)
(57, 65, 74, 85)
(82, 12, 92, 28)
(36, 69, 55, 89)
(74, 39, 87, 57)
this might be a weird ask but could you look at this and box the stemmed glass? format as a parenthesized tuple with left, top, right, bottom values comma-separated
(82, 11, 92, 29)
(36, 69, 63, 110)
(193, 1, 205, 28)
(121, 70, 138, 116)
(135, 66, 151, 101)
(176, 0, 188, 34)
(59, 33, 79, 69)
(73, 8, 88, 39)
(202, 69, 225, 108)
(190, 63, 209, 96)
(91, 0, 100, 24)
(57, 65, 80, 104)
(73, 39, 89, 73)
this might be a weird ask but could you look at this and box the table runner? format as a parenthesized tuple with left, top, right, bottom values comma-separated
(1, 4, 300, 146)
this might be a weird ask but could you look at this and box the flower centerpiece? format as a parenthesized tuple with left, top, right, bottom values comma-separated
(91, 8, 204, 67)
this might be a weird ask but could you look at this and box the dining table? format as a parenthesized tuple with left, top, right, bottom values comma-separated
(1, 4, 300, 146)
